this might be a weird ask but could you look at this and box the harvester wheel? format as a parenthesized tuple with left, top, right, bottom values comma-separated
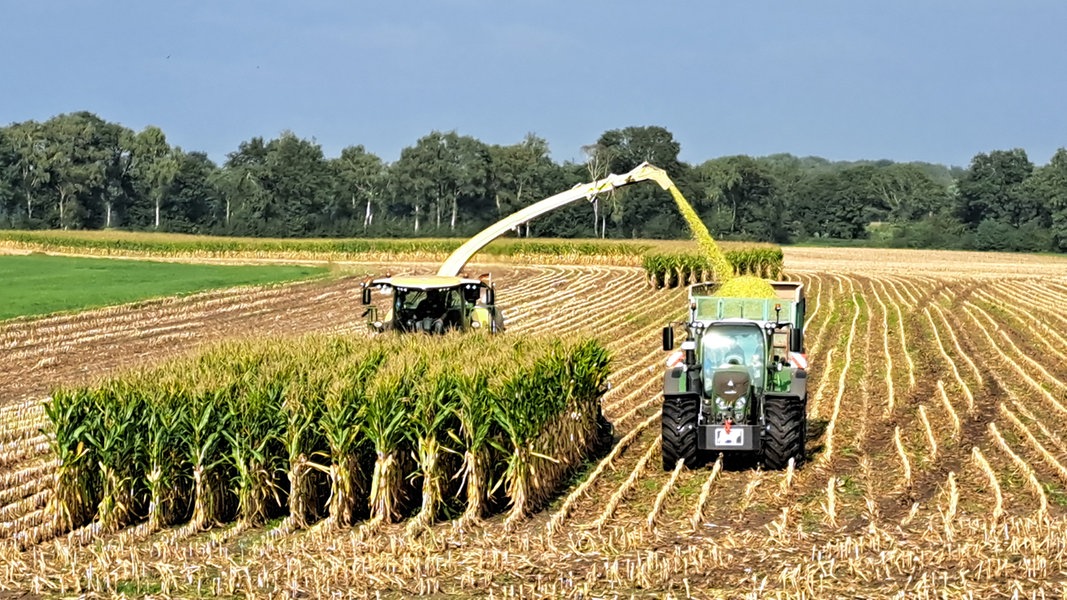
(662, 394, 699, 470)
(763, 395, 805, 470)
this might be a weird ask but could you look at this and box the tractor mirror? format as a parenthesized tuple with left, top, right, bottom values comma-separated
(486, 286, 496, 306)
(662, 326, 674, 351)
(790, 328, 804, 353)
(361, 286, 372, 305)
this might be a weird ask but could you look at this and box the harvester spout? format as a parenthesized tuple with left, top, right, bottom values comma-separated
(436, 162, 674, 277)
(622, 162, 673, 191)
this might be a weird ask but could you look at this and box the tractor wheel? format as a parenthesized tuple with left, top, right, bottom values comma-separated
(763, 395, 806, 470)
(662, 394, 699, 470)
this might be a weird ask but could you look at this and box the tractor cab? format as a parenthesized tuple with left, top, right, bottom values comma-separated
(700, 323, 767, 423)
(360, 275, 505, 334)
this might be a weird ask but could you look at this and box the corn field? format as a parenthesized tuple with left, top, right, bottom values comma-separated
(0, 229, 774, 271)
(2, 247, 1067, 597)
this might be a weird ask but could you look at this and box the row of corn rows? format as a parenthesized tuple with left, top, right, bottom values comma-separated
(44, 333, 611, 534)
(0, 232, 647, 261)
(642, 247, 784, 288)
(0, 232, 779, 274)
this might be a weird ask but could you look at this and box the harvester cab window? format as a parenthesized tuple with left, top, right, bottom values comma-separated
(419, 290, 447, 318)
(395, 290, 420, 317)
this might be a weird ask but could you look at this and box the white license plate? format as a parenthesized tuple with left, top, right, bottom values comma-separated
(714, 427, 744, 447)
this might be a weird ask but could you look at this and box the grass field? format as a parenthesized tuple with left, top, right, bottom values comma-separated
(0, 254, 329, 321)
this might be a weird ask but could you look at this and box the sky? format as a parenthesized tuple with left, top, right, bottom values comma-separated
(3, 1, 1065, 169)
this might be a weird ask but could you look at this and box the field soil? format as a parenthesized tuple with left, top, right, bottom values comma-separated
(1, 248, 1067, 597)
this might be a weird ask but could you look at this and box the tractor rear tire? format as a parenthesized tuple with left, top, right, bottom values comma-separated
(662, 394, 699, 470)
(763, 395, 806, 470)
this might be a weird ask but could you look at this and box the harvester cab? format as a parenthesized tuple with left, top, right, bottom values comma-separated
(361, 275, 505, 334)
(661, 281, 808, 470)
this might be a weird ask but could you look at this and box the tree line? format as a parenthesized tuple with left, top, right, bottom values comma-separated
(1, 111, 1064, 252)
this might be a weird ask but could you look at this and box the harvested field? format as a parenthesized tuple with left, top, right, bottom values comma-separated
(2, 247, 1067, 597)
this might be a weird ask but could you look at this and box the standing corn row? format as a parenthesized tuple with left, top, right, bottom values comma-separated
(643, 247, 784, 288)
(45, 332, 613, 534)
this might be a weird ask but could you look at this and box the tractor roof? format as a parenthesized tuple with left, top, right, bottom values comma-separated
(369, 275, 486, 290)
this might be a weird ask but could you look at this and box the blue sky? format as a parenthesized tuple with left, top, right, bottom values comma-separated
(3, 1, 1064, 168)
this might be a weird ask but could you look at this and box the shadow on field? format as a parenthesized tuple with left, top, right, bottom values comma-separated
(690, 416, 831, 472)
(804, 416, 829, 460)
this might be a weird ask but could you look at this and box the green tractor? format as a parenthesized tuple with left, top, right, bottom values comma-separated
(660, 281, 808, 470)
(360, 275, 505, 334)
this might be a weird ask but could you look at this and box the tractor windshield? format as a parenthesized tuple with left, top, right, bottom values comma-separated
(701, 324, 766, 394)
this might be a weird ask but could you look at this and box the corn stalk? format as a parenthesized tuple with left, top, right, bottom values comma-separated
(44, 388, 99, 532)
(320, 347, 384, 527)
(363, 345, 420, 523)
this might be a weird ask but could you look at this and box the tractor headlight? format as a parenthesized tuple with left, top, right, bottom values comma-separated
(471, 320, 481, 329)
(715, 395, 746, 411)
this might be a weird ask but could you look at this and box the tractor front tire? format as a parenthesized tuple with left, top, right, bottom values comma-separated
(763, 395, 806, 470)
(662, 394, 699, 470)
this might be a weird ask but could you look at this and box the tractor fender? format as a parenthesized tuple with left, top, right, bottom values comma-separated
(664, 365, 688, 395)
(788, 368, 808, 398)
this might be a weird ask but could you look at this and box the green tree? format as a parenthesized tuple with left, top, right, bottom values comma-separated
(956, 149, 1038, 227)
(163, 151, 218, 233)
(39, 112, 120, 229)
(0, 129, 17, 227)
(525, 162, 597, 238)
(261, 132, 332, 236)
(695, 155, 784, 241)
(128, 126, 181, 230)
(8, 121, 52, 226)
(789, 169, 871, 240)
(487, 134, 561, 237)
(390, 131, 492, 235)
(592, 126, 688, 238)
(866, 163, 953, 222)
(1025, 148, 1067, 251)
(220, 137, 270, 235)
(331, 145, 386, 234)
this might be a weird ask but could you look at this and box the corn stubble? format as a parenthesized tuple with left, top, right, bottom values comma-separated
(43, 331, 611, 536)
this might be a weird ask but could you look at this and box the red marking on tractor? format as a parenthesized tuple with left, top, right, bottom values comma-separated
(665, 351, 685, 368)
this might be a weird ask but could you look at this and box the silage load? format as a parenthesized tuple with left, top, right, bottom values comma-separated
(717, 275, 778, 299)
(667, 186, 734, 283)
(665, 185, 782, 292)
